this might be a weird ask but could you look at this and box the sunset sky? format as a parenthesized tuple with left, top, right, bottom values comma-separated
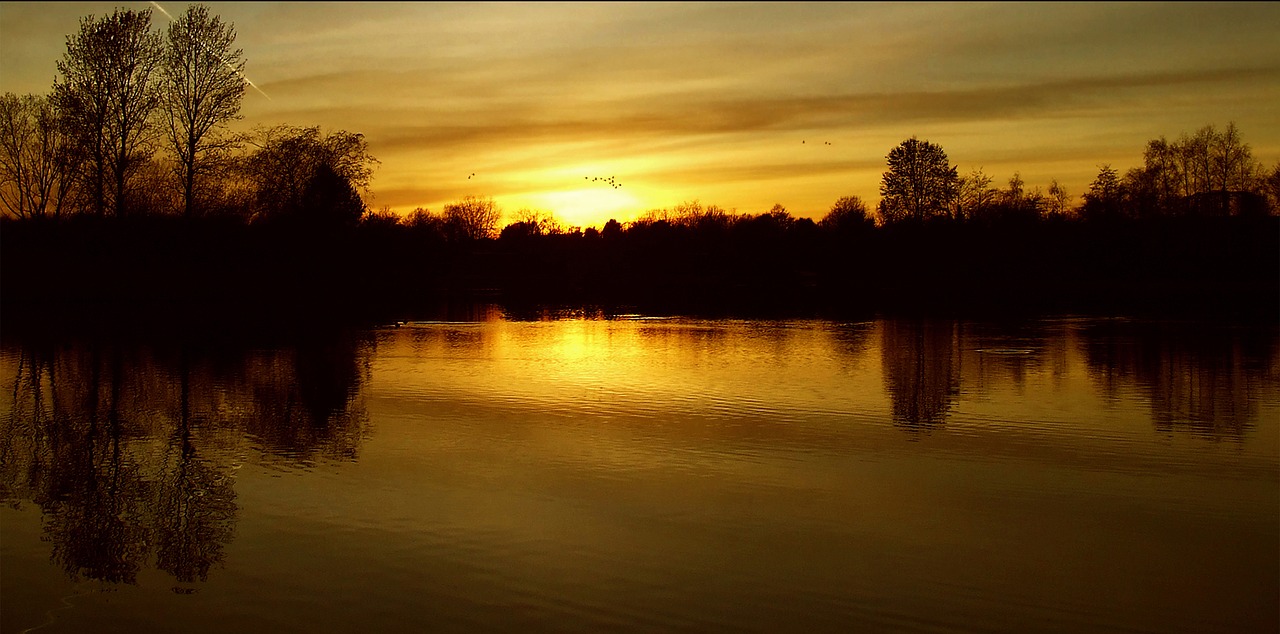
(2, 2, 1278, 229)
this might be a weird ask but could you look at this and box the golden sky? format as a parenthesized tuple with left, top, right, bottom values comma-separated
(2, 2, 1278, 228)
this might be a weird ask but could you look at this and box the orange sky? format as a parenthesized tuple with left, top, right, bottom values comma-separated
(2, 2, 1278, 229)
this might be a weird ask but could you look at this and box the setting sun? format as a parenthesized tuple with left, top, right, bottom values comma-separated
(525, 186, 644, 229)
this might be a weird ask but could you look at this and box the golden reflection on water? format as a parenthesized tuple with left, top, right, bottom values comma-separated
(372, 317, 1277, 449)
(1, 315, 1277, 633)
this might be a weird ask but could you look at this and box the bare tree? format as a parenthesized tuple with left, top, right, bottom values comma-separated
(1182, 125, 1215, 197)
(1212, 122, 1255, 193)
(443, 195, 501, 240)
(1142, 136, 1180, 210)
(52, 8, 163, 217)
(1046, 179, 1072, 218)
(509, 208, 564, 235)
(1130, 123, 1264, 216)
(0, 93, 77, 218)
(1260, 161, 1280, 215)
(161, 4, 246, 218)
(953, 167, 996, 221)
(1004, 172, 1024, 203)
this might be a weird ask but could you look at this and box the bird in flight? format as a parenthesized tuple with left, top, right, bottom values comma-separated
(586, 175, 621, 188)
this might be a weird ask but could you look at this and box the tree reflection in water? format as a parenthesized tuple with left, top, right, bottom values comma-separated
(876, 316, 1276, 441)
(880, 319, 960, 433)
(1078, 318, 1278, 441)
(2, 315, 1273, 590)
(0, 329, 372, 585)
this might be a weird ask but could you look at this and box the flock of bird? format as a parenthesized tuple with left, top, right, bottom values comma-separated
(464, 173, 624, 189)
(466, 173, 623, 188)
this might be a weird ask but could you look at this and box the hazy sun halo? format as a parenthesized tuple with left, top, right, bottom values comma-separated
(524, 186, 643, 229)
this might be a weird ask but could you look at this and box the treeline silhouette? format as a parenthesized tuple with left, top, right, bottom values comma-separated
(2, 193, 1277, 326)
(1, 6, 1277, 324)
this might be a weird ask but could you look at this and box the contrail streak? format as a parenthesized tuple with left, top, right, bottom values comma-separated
(150, 1, 272, 101)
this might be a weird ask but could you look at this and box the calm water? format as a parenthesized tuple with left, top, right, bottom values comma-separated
(2, 312, 1277, 633)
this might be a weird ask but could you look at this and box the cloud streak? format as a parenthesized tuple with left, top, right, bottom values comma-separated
(278, 64, 1277, 150)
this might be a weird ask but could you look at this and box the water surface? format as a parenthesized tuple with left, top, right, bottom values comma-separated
(2, 314, 1276, 633)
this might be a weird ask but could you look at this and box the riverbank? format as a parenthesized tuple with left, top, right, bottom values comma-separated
(3, 214, 1276, 329)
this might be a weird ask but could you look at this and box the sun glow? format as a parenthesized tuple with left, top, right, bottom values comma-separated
(522, 186, 645, 230)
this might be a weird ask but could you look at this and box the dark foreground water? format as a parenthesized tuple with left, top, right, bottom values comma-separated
(2, 312, 1277, 633)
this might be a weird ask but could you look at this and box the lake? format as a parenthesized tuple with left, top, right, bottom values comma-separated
(2, 310, 1277, 633)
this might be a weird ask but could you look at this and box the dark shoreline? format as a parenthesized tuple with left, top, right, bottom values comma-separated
(3, 214, 1276, 335)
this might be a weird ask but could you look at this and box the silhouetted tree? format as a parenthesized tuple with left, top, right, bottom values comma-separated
(1127, 123, 1264, 217)
(820, 195, 874, 233)
(0, 93, 77, 218)
(1139, 136, 1182, 213)
(1045, 179, 1072, 218)
(300, 162, 365, 226)
(52, 8, 163, 217)
(1081, 164, 1123, 221)
(878, 137, 958, 224)
(122, 155, 180, 216)
(755, 203, 795, 231)
(160, 4, 246, 218)
(245, 125, 377, 223)
(500, 220, 541, 241)
(601, 218, 623, 239)
(982, 172, 1043, 223)
(360, 205, 402, 230)
(443, 195, 500, 240)
(665, 200, 735, 234)
(506, 208, 563, 236)
(1261, 161, 1280, 214)
(1005, 172, 1024, 202)
(1201, 122, 1255, 193)
(954, 167, 996, 221)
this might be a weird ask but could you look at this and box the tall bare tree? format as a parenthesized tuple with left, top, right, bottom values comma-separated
(444, 195, 501, 240)
(161, 4, 246, 218)
(1129, 123, 1264, 216)
(0, 93, 77, 218)
(52, 8, 163, 217)
(1212, 122, 1253, 193)
(953, 167, 995, 221)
